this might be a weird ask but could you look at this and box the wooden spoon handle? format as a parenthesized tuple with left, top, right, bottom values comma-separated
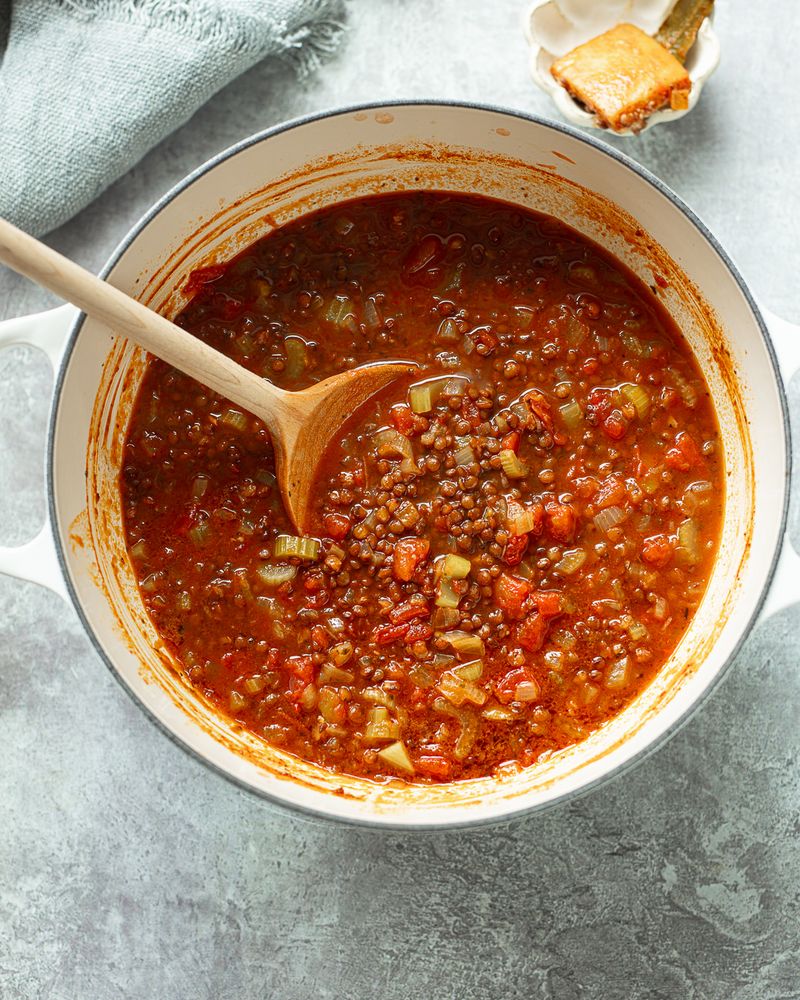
(0, 217, 286, 429)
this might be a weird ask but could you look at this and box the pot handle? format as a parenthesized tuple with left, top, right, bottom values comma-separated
(758, 306, 800, 621)
(0, 304, 77, 601)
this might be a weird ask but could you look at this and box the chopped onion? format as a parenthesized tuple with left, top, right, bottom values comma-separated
(620, 331, 652, 358)
(462, 334, 476, 355)
(454, 438, 476, 467)
(441, 631, 485, 658)
(437, 671, 488, 707)
(190, 476, 209, 499)
(318, 663, 355, 686)
(188, 521, 211, 547)
(256, 563, 297, 587)
(375, 428, 417, 474)
(221, 408, 248, 431)
(408, 382, 434, 414)
(593, 506, 625, 535)
(668, 367, 697, 408)
(499, 449, 528, 479)
(433, 697, 478, 760)
(482, 705, 516, 721)
(377, 739, 414, 773)
(129, 540, 147, 561)
(364, 297, 382, 331)
(244, 675, 267, 694)
(620, 383, 650, 420)
(274, 535, 320, 561)
(436, 317, 460, 343)
(329, 641, 353, 666)
(559, 398, 583, 431)
(229, 690, 246, 712)
(435, 576, 461, 609)
(440, 553, 471, 579)
(554, 548, 587, 575)
(605, 656, 631, 690)
(432, 607, 460, 629)
(318, 687, 342, 724)
(514, 680, 540, 702)
(453, 659, 483, 682)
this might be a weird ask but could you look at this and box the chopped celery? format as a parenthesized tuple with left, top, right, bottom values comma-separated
(499, 449, 528, 479)
(274, 535, 320, 561)
(244, 675, 267, 694)
(620, 383, 650, 419)
(284, 336, 309, 380)
(558, 399, 583, 431)
(409, 383, 434, 414)
(256, 563, 297, 586)
(325, 295, 356, 331)
(377, 740, 415, 774)
(676, 518, 700, 565)
(221, 408, 248, 431)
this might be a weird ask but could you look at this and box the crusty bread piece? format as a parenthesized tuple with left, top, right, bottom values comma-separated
(550, 23, 691, 132)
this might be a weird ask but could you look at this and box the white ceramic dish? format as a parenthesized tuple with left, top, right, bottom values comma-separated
(0, 102, 798, 829)
(523, 0, 721, 134)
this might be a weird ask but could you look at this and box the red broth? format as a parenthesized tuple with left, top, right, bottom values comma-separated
(121, 192, 723, 783)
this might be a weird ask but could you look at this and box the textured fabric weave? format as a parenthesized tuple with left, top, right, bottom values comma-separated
(0, 0, 347, 235)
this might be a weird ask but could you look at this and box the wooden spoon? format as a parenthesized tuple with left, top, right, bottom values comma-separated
(0, 218, 414, 534)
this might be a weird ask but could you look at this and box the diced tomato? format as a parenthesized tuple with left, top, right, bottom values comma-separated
(404, 621, 434, 643)
(587, 387, 613, 423)
(494, 573, 531, 619)
(503, 533, 529, 566)
(545, 501, 577, 543)
(495, 667, 530, 704)
(603, 409, 628, 440)
(594, 476, 626, 511)
(173, 504, 199, 536)
(642, 533, 674, 569)
(661, 386, 680, 409)
(389, 600, 430, 625)
(531, 590, 562, 618)
(461, 396, 482, 427)
(581, 356, 599, 376)
(321, 512, 351, 541)
(501, 430, 520, 453)
(415, 755, 452, 780)
(392, 537, 430, 582)
(183, 264, 226, 296)
(517, 612, 549, 652)
(310, 624, 330, 651)
(287, 655, 314, 683)
(522, 389, 554, 433)
(372, 622, 411, 645)
(390, 404, 418, 437)
(665, 431, 703, 472)
(473, 326, 499, 353)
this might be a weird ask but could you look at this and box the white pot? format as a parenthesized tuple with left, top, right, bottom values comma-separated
(1, 103, 798, 828)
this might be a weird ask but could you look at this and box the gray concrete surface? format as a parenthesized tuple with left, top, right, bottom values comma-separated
(2, 2, 799, 997)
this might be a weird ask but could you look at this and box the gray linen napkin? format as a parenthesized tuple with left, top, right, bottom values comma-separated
(0, 0, 347, 236)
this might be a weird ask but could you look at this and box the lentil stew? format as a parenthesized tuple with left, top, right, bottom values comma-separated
(121, 191, 723, 783)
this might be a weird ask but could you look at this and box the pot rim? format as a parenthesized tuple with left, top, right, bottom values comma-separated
(46, 99, 792, 830)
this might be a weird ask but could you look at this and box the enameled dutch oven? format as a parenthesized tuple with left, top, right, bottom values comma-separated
(1, 102, 798, 828)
